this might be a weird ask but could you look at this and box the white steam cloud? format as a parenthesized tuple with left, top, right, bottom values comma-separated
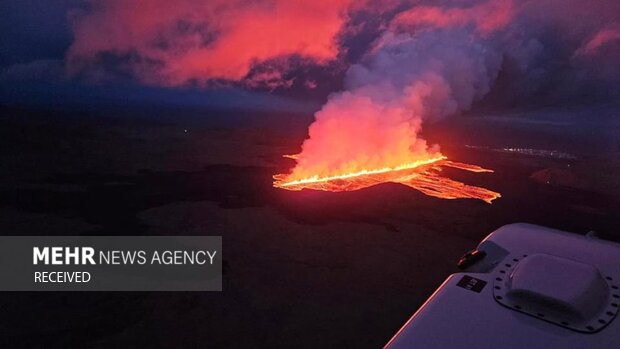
(287, 7, 506, 179)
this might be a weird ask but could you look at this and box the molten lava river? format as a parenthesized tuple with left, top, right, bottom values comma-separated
(273, 156, 501, 204)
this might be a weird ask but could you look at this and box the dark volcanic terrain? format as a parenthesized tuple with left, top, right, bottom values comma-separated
(1, 105, 619, 348)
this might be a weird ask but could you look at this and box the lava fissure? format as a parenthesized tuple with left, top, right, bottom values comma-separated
(274, 157, 501, 204)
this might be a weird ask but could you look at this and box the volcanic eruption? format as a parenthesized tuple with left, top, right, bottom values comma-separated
(274, 1, 510, 203)
(64, 0, 620, 205)
(274, 158, 501, 203)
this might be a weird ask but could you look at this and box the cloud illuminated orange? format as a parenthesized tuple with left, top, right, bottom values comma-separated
(390, 0, 514, 35)
(574, 26, 620, 57)
(67, 0, 355, 86)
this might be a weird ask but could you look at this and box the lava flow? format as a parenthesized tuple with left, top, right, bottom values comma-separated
(273, 156, 501, 204)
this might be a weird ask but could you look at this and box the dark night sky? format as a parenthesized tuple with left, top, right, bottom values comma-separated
(0, 1, 74, 66)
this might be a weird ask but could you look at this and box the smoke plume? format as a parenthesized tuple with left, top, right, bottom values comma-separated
(286, 0, 511, 179)
(283, 0, 620, 180)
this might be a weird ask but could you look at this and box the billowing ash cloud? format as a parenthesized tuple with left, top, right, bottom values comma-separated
(67, 0, 355, 86)
(283, 0, 620, 180)
(286, 0, 512, 179)
(289, 32, 503, 178)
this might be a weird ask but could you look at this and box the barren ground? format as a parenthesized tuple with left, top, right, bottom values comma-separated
(1, 105, 619, 348)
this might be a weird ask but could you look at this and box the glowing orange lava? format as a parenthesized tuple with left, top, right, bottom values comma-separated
(274, 157, 501, 204)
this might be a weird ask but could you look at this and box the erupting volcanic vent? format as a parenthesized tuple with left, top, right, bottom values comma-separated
(273, 0, 510, 203)
(274, 156, 501, 204)
(64, 0, 619, 204)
